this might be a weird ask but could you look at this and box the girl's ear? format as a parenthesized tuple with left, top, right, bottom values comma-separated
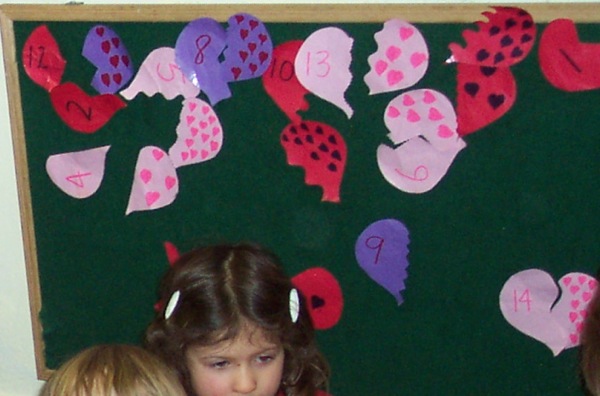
(164, 241, 181, 265)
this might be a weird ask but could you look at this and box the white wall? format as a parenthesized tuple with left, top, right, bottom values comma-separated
(0, 0, 588, 395)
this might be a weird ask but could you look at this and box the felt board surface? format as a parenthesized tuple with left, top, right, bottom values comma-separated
(2, 4, 600, 395)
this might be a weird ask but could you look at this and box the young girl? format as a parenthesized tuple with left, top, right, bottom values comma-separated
(145, 242, 329, 396)
(40, 344, 186, 396)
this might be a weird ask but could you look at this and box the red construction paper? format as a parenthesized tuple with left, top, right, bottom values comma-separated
(49, 82, 126, 134)
(280, 120, 347, 203)
(456, 63, 516, 136)
(163, 241, 180, 265)
(448, 6, 536, 67)
(292, 267, 343, 330)
(22, 25, 66, 92)
(262, 40, 310, 124)
(539, 19, 600, 92)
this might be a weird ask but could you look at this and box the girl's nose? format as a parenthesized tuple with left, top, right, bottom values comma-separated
(233, 366, 257, 394)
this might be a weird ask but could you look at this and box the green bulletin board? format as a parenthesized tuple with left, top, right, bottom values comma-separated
(1, 3, 600, 395)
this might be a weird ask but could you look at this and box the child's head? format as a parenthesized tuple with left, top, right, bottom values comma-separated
(145, 242, 329, 396)
(582, 287, 600, 395)
(40, 344, 185, 396)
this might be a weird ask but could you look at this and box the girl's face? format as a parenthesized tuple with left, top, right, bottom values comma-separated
(185, 324, 284, 396)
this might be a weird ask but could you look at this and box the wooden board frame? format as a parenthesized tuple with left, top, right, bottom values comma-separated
(0, 2, 598, 381)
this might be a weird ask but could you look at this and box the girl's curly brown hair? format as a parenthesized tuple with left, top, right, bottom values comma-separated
(145, 242, 329, 396)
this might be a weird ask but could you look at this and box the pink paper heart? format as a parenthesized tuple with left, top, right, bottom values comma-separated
(399, 27, 414, 41)
(140, 169, 152, 184)
(169, 98, 224, 168)
(145, 191, 160, 206)
(386, 45, 402, 61)
(387, 106, 400, 118)
(407, 109, 420, 123)
(386, 70, 404, 86)
(500, 269, 597, 356)
(375, 60, 388, 76)
(410, 52, 427, 68)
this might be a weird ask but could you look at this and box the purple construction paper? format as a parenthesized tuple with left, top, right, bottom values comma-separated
(355, 218, 410, 305)
(175, 18, 231, 105)
(222, 13, 273, 82)
(82, 25, 134, 94)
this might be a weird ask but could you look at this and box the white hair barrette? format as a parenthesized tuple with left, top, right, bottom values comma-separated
(289, 288, 300, 323)
(164, 290, 181, 320)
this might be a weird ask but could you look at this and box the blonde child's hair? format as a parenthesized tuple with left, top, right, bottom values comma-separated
(40, 344, 186, 396)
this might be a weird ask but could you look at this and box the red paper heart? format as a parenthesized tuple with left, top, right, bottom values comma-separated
(280, 120, 347, 202)
(22, 25, 66, 92)
(292, 267, 343, 330)
(49, 82, 126, 134)
(539, 19, 600, 92)
(456, 64, 516, 136)
(262, 40, 310, 124)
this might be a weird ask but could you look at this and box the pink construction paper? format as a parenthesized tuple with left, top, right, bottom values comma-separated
(364, 19, 429, 95)
(120, 47, 200, 100)
(126, 146, 179, 215)
(377, 136, 466, 194)
(45, 145, 110, 199)
(384, 89, 460, 152)
(168, 98, 223, 168)
(499, 269, 597, 356)
(295, 27, 354, 118)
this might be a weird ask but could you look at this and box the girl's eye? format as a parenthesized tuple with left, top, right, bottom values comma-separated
(257, 355, 274, 364)
(210, 360, 229, 369)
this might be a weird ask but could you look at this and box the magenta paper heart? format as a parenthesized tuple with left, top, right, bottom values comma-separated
(499, 269, 597, 356)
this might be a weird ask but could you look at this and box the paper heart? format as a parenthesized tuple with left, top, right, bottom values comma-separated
(292, 267, 344, 330)
(499, 269, 597, 356)
(45, 145, 110, 199)
(539, 19, 600, 92)
(222, 13, 273, 82)
(280, 120, 347, 202)
(384, 89, 460, 152)
(377, 135, 466, 194)
(456, 63, 516, 136)
(126, 146, 178, 215)
(120, 47, 200, 100)
(22, 25, 66, 92)
(365, 19, 429, 95)
(168, 98, 223, 168)
(295, 27, 354, 118)
(49, 82, 126, 134)
(82, 24, 134, 94)
(448, 6, 535, 67)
